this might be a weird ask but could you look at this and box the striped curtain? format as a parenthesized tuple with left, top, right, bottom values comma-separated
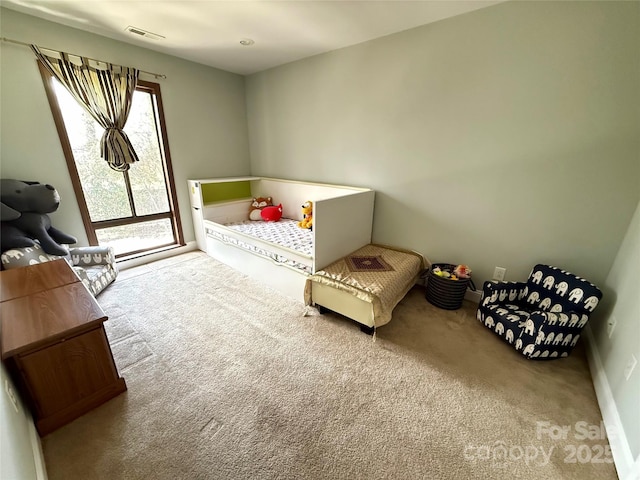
(32, 45, 140, 172)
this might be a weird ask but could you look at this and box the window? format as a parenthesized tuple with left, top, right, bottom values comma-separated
(39, 63, 184, 258)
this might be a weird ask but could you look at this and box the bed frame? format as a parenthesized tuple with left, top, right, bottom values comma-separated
(304, 244, 426, 333)
(188, 177, 375, 301)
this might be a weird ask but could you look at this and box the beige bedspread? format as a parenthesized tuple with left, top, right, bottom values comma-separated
(304, 244, 426, 326)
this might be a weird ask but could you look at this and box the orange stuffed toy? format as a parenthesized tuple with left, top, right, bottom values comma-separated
(248, 197, 273, 221)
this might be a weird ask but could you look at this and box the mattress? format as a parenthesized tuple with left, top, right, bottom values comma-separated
(304, 244, 426, 327)
(224, 219, 313, 256)
(205, 218, 313, 274)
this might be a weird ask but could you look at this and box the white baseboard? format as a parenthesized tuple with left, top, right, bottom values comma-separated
(464, 289, 482, 303)
(28, 415, 48, 480)
(117, 241, 197, 271)
(584, 325, 637, 480)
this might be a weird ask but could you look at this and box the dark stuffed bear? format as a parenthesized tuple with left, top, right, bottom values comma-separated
(1, 179, 77, 256)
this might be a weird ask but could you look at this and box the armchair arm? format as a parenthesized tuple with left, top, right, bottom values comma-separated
(69, 246, 115, 267)
(480, 281, 527, 308)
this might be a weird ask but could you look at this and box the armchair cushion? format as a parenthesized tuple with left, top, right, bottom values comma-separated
(477, 264, 602, 360)
(1, 243, 117, 296)
(478, 282, 530, 345)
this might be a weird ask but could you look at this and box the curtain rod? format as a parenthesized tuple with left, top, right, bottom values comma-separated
(1, 36, 167, 79)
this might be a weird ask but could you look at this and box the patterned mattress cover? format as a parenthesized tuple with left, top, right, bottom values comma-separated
(304, 244, 426, 327)
(205, 218, 313, 274)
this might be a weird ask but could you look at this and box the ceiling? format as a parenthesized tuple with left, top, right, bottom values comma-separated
(3, 0, 503, 75)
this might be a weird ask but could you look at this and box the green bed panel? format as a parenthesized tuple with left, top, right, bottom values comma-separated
(201, 181, 252, 204)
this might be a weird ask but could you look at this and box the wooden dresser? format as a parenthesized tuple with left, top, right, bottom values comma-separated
(0, 259, 126, 436)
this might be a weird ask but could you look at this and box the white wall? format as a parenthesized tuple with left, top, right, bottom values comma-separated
(0, 365, 46, 480)
(245, 0, 640, 290)
(0, 7, 251, 246)
(587, 199, 640, 480)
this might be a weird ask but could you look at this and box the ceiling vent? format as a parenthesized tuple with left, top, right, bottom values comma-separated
(125, 26, 165, 41)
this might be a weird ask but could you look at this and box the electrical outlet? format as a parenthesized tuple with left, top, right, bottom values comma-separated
(624, 354, 637, 381)
(4, 379, 19, 413)
(607, 316, 617, 338)
(493, 267, 506, 281)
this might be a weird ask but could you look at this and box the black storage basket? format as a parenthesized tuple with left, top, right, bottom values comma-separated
(425, 263, 475, 310)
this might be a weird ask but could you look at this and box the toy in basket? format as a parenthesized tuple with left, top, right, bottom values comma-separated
(426, 263, 475, 310)
(432, 264, 472, 280)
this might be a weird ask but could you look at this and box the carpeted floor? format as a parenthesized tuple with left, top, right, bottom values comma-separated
(41, 252, 617, 480)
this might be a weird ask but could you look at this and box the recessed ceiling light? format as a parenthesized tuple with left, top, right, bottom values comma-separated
(239, 38, 255, 46)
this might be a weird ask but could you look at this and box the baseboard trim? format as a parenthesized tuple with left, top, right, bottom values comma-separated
(464, 289, 482, 304)
(117, 241, 197, 271)
(584, 325, 637, 480)
(28, 413, 48, 480)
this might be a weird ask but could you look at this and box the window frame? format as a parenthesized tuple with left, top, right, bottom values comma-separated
(38, 61, 185, 258)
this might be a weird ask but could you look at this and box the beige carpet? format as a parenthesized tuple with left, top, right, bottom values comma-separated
(42, 252, 617, 480)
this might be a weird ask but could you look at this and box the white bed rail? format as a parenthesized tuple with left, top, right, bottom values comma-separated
(313, 190, 375, 272)
(252, 178, 370, 222)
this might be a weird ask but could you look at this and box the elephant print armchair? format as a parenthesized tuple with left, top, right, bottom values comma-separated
(1, 243, 117, 296)
(476, 264, 602, 360)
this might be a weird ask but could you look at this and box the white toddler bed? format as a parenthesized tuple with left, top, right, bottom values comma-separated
(205, 218, 313, 274)
(188, 177, 375, 301)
